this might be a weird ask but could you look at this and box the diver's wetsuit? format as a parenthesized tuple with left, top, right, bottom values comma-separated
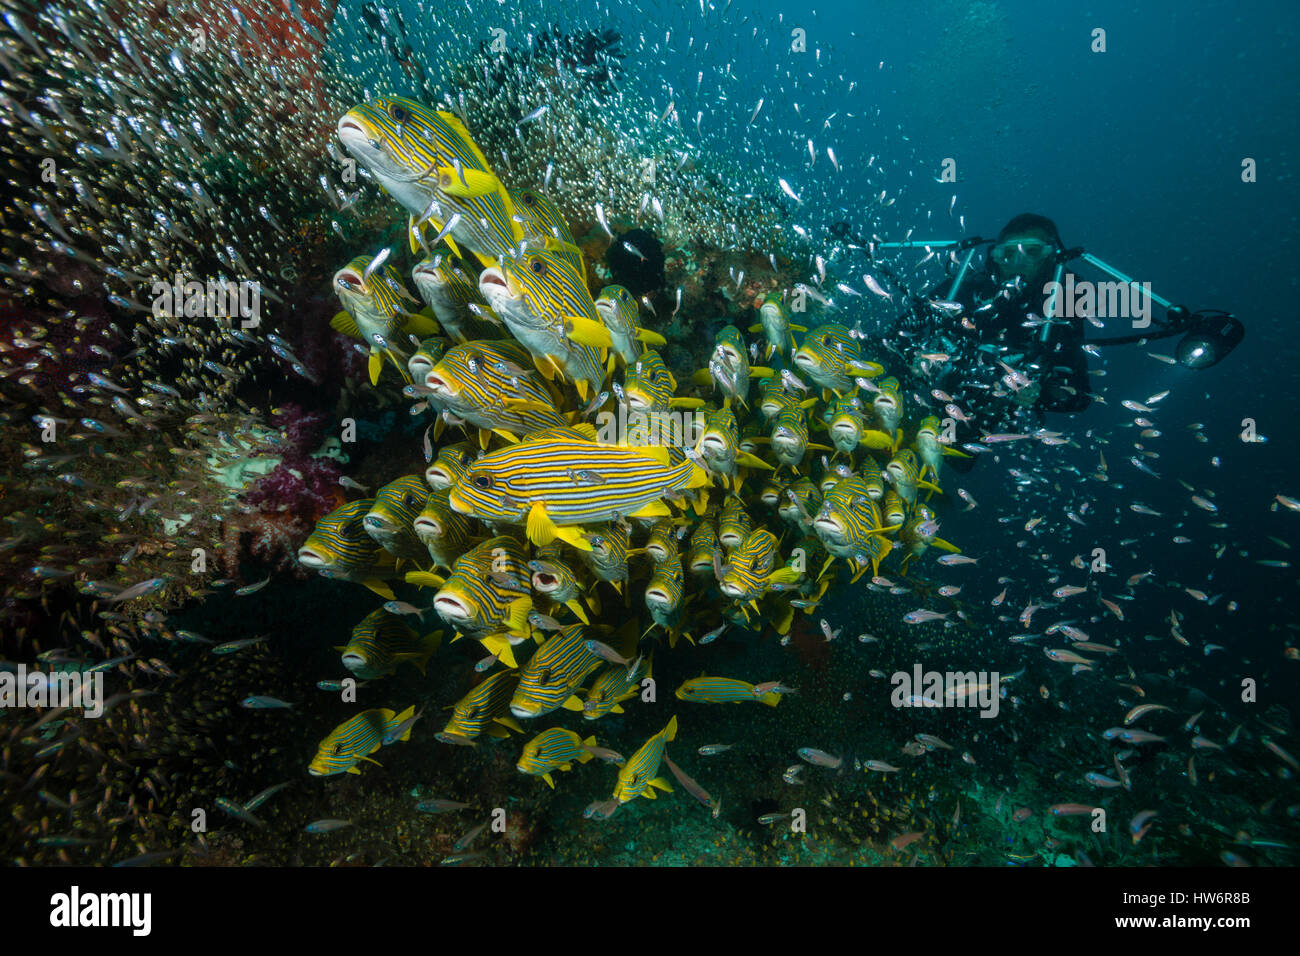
(896, 264, 1092, 471)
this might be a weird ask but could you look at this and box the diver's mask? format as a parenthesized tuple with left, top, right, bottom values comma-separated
(990, 238, 1056, 279)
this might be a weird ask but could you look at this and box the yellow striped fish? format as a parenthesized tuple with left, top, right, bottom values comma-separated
(511, 186, 587, 279)
(777, 477, 819, 532)
(423, 340, 569, 443)
(436, 669, 521, 745)
(620, 349, 700, 413)
(337, 96, 525, 265)
(528, 550, 594, 622)
(898, 503, 960, 572)
(718, 497, 752, 551)
(420, 536, 532, 667)
(309, 705, 416, 776)
(645, 552, 688, 644)
(813, 475, 899, 579)
(336, 608, 441, 680)
(448, 427, 710, 551)
(365, 475, 431, 561)
(407, 336, 448, 384)
(298, 499, 397, 599)
(517, 728, 598, 788)
(885, 448, 942, 507)
(577, 523, 635, 592)
(592, 284, 667, 365)
(425, 440, 476, 490)
(748, 292, 806, 359)
(687, 519, 720, 578)
(413, 488, 478, 569)
(696, 405, 773, 492)
(509, 623, 603, 718)
(584, 654, 650, 720)
(676, 676, 782, 707)
(913, 415, 970, 480)
(692, 325, 773, 407)
(718, 529, 800, 606)
(411, 255, 501, 344)
(331, 254, 436, 385)
(793, 323, 884, 397)
(479, 249, 608, 399)
(613, 715, 678, 803)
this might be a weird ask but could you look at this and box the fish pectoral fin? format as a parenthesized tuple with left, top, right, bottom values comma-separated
(435, 164, 503, 198)
(368, 351, 384, 386)
(495, 715, 524, 733)
(564, 599, 590, 625)
(847, 360, 884, 376)
(491, 428, 520, 444)
(931, 537, 962, 553)
(691, 368, 714, 386)
(505, 596, 533, 634)
(649, 776, 673, 792)
(543, 773, 555, 788)
(401, 311, 440, 337)
(917, 479, 944, 494)
(749, 366, 774, 379)
(627, 501, 670, 520)
(746, 323, 763, 333)
(941, 446, 972, 458)
(635, 327, 667, 346)
(565, 315, 614, 348)
(668, 397, 704, 409)
(859, 430, 893, 449)
(767, 567, 802, 586)
(362, 579, 397, 600)
(405, 571, 446, 588)
(526, 503, 563, 548)
(477, 428, 492, 451)
(330, 311, 361, 338)
(562, 695, 585, 712)
(735, 451, 774, 471)
(789, 323, 808, 332)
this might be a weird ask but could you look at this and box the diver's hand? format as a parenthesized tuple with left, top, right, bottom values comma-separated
(1013, 382, 1041, 407)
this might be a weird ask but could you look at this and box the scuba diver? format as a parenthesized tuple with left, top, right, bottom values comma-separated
(830, 214, 1243, 468)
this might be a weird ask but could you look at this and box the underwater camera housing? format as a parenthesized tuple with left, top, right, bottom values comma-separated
(1174, 309, 1245, 369)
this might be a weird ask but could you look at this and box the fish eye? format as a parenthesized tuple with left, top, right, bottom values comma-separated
(523, 193, 537, 206)
(388, 102, 410, 123)
(530, 258, 547, 276)
(472, 475, 492, 489)
(404, 493, 419, 508)
(821, 335, 832, 346)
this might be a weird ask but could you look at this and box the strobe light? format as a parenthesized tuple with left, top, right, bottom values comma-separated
(1176, 312, 1244, 369)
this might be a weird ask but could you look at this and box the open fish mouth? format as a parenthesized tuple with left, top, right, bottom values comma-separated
(814, 515, 844, 536)
(644, 587, 672, 608)
(434, 594, 472, 621)
(296, 548, 330, 569)
(530, 571, 559, 591)
(509, 703, 540, 718)
(793, 351, 817, 370)
(719, 580, 744, 597)
(340, 653, 367, 673)
(413, 516, 443, 537)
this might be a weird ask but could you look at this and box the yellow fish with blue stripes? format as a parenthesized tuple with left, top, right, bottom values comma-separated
(308, 705, 416, 776)
(331, 253, 437, 385)
(337, 96, 525, 265)
(447, 426, 710, 551)
(415, 536, 532, 668)
(612, 715, 678, 803)
(792, 323, 884, 398)
(509, 623, 604, 719)
(583, 654, 651, 720)
(676, 676, 782, 707)
(516, 728, 599, 788)
(479, 248, 608, 399)
(411, 254, 501, 344)
(336, 608, 441, 681)
(436, 669, 523, 745)
(298, 499, 397, 599)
